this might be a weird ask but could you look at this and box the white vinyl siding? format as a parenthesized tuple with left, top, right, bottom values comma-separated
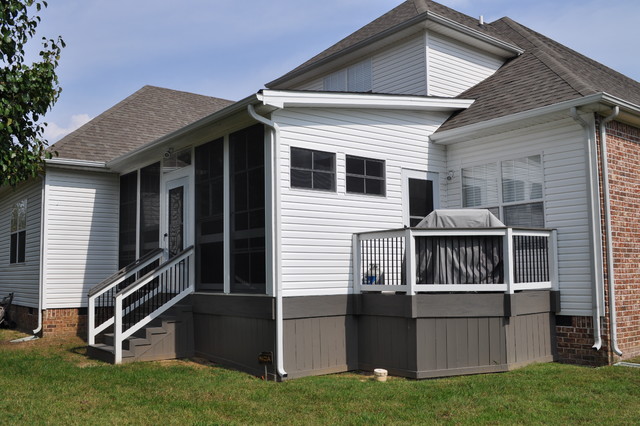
(444, 119, 593, 316)
(0, 179, 42, 308)
(293, 78, 324, 91)
(372, 35, 426, 95)
(273, 107, 448, 296)
(427, 33, 504, 97)
(43, 169, 119, 309)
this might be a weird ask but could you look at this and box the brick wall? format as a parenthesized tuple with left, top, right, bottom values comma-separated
(6, 304, 38, 333)
(3, 305, 87, 338)
(42, 308, 87, 337)
(555, 316, 610, 366)
(597, 119, 640, 360)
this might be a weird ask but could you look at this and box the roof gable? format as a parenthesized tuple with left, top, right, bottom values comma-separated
(50, 86, 233, 162)
(267, 0, 514, 89)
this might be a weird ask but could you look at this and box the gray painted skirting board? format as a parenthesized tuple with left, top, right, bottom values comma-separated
(190, 291, 558, 380)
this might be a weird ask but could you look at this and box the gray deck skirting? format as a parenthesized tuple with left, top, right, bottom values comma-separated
(190, 291, 559, 380)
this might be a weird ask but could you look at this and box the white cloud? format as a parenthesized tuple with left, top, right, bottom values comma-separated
(43, 114, 91, 143)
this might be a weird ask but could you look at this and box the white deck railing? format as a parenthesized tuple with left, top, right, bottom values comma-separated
(352, 227, 558, 295)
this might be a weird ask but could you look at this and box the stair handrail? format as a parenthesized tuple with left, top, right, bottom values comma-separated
(88, 248, 165, 344)
(88, 248, 165, 297)
(113, 245, 195, 364)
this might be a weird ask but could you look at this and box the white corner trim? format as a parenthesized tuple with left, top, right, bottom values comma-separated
(258, 90, 474, 111)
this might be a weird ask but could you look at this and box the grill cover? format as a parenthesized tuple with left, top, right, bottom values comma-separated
(414, 209, 504, 284)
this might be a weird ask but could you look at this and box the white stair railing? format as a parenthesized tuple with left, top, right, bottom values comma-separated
(88, 248, 165, 345)
(113, 246, 195, 364)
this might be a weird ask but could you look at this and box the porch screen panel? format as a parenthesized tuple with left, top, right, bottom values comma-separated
(230, 124, 265, 294)
(119, 171, 138, 268)
(195, 138, 224, 291)
(139, 162, 160, 256)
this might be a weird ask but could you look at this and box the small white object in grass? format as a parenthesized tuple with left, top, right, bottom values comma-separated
(615, 362, 640, 368)
(10, 335, 40, 343)
(374, 368, 388, 382)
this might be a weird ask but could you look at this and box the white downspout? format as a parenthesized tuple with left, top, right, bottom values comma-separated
(33, 174, 47, 336)
(247, 103, 288, 380)
(570, 107, 603, 350)
(599, 106, 623, 357)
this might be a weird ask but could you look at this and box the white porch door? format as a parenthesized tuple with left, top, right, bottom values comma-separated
(402, 169, 439, 227)
(162, 174, 192, 258)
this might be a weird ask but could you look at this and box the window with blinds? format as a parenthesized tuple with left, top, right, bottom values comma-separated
(462, 163, 498, 208)
(461, 154, 544, 227)
(323, 59, 372, 92)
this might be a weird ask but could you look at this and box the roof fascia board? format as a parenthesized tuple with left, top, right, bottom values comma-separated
(268, 11, 522, 89)
(259, 90, 474, 111)
(107, 93, 259, 170)
(425, 12, 523, 56)
(45, 158, 109, 170)
(431, 94, 609, 144)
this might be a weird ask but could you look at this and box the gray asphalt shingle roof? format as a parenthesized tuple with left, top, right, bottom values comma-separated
(50, 85, 233, 162)
(438, 17, 640, 131)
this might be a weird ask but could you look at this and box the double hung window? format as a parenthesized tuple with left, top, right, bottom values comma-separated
(462, 155, 544, 227)
(10, 199, 27, 264)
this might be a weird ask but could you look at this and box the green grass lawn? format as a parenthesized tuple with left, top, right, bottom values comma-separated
(1, 329, 639, 425)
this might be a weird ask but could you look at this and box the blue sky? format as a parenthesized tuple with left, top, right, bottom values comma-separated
(31, 0, 640, 143)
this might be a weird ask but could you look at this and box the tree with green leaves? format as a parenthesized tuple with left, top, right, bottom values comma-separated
(1, 0, 64, 187)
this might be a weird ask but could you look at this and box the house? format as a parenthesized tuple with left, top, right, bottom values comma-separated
(0, 86, 233, 335)
(2, 0, 640, 379)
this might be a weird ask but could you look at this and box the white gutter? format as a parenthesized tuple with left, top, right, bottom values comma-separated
(246, 103, 287, 380)
(45, 158, 108, 169)
(260, 90, 475, 111)
(431, 94, 609, 144)
(431, 93, 640, 145)
(599, 106, 623, 356)
(570, 107, 603, 350)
